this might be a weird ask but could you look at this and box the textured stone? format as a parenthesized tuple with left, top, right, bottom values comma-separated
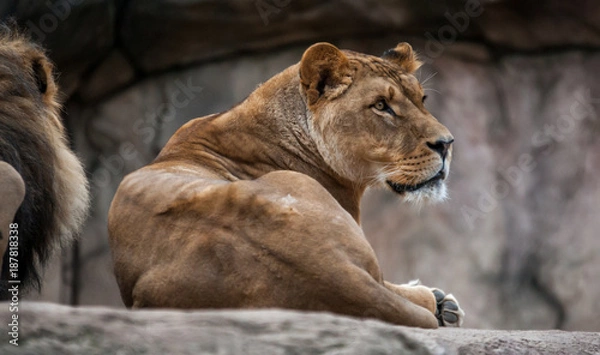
(0, 303, 598, 354)
(77, 50, 136, 102)
(478, 0, 600, 49)
(120, 0, 600, 73)
(119, 0, 434, 72)
(5, 0, 600, 100)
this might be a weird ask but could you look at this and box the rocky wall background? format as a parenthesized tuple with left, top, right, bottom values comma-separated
(3, 0, 600, 331)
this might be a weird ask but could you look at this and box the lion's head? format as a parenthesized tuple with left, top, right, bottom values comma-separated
(299, 42, 453, 204)
(0, 25, 89, 295)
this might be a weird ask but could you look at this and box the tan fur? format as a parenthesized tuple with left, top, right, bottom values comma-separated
(109, 42, 462, 328)
(0, 27, 89, 292)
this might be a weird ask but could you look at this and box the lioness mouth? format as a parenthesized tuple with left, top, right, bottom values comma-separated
(386, 170, 445, 194)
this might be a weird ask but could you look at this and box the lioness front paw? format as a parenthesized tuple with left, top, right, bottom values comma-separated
(431, 288, 465, 327)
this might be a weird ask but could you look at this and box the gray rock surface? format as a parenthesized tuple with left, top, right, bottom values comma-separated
(4, 0, 600, 99)
(0, 303, 598, 355)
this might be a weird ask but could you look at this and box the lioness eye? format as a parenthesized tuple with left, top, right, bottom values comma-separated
(374, 100, 386, 111)
(373, 99, 397, 116)
(422, 95, 428, 104)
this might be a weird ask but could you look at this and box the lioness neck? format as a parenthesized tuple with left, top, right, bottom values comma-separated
(154, 64, 364, 221)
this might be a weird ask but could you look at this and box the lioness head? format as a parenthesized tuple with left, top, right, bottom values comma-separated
(299, 42, 453, 203)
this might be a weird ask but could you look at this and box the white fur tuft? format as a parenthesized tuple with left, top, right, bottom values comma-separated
(402, 181, 448, 207)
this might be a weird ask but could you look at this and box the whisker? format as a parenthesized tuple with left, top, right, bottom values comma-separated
(421, 71, 438, 85)
(423, 88, 441, 95)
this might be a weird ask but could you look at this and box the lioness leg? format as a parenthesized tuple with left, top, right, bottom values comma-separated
(384, 281, 436, 314)
(385, 280, 465, 327)
(314, 266, 440, 328)
(129, 257, 440, 328)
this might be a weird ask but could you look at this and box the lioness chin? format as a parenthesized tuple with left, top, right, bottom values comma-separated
(109, 42, 464, 328)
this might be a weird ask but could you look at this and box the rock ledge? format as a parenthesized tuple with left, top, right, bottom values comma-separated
(1, 302, 598, 354)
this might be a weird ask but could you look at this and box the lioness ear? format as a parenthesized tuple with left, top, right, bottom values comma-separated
(382, 42, 422, 74)
(299, 42, 353, 106)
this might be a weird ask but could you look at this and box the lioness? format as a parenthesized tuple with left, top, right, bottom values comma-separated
(109, 42, 464, 328)
(0, 25, 89, 298)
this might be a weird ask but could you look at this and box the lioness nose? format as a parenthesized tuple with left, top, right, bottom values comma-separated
(427, 138, 454, 159)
